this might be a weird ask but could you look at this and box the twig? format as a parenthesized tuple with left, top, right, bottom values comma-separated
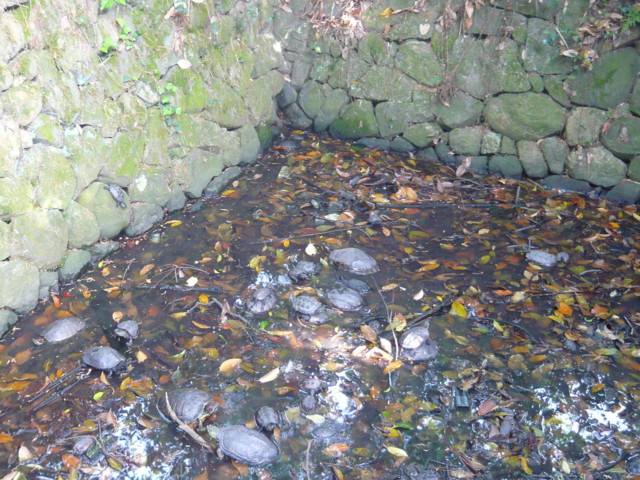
(121, 259, 135, 284)
(305, 439, 313, 480)
(164, 393, 214, 454)
(492, 319, 540, 343)
(374, 202, 498, 209)
(135, 284, 221, 293)
(407, 293, 456, 328)
(186, 298, 252, 327)
(32, 377, 85, 411)
(26, 365, 84, 405)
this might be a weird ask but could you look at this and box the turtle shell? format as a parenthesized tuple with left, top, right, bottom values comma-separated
(255, 406, 279, 431)
(40, 317, 86, 343)
(246, 288, 277, 314)
(114, 320, 139, 341)
(165, 388, 211, 423)
(400, 326, 431, 349)
(329, 248, 378, 275)
(288, 261, 320, 282)
(327, 288, 363, 311)
(290, 294, 322, 315)
(217, 425, 279, 466)
(82, 346, 125, 371)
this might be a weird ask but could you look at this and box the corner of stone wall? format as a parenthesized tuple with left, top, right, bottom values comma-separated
(0, 0, 285, 330)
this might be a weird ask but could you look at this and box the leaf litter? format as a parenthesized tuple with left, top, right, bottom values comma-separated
(0, 131, 638, 479)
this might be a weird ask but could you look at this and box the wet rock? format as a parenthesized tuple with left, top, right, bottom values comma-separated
(125, 203, 164, 237)
(329, 100, 379, 139)
(565, 107, 608, 147)
(517, 141, 548, 178)
(59, 250, 91, 282)
(77, 181, 131, 238)
(539, 175, 593, 193)
(329, 248, 379, 275)
(10, 208, 68, 269)
(72, 436, 95, 456)
(0, 309, 19, 338)
(601, 116, 640, 160)
(605, 181, 640, 204)
(488, 155, 523, 180)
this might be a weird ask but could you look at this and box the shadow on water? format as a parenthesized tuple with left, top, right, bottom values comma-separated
(0, 132, 639, 479)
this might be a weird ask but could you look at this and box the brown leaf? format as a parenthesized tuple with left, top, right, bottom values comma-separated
(61, 453, 82, 471)
(0, 433, 13, 444)
(360, 325, 378, 343)
(219, 358, 242, 374)
(139, 264, 155, 276)
(383, 360, 403, 375)
(477, 399, 498, 416)
(324, 443, 350, 456)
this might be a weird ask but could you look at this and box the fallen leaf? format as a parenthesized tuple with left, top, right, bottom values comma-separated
(386, 445, 408, 457)
(360, 325, 378, 342)
(219, 358, 242, 373)
(257, 366, 280, 383)
(324, 443, 350, 455)
(139, 264, 154, 276)
(383, 360, 403, 375)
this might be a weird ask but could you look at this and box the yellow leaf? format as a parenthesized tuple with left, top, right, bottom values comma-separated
(257, 366, 280, 383)
(165, 220, 182, 227)
(332, 466, 345, 480)
(191, 320, 209, 329)
(219, 358, 242, 373)
(221, 189, 235, 196)
(170, 312, 187, 319)
(379, 7, 395, 18)
(136, 350, 147, 363)
(450, 301, 467, 318)
(520, 456, 533, 475)
(283, 239, 290, 247)
(120, 377, 131, 390)
(112, 311, 124, 322)
(82, 290, 92, 299)
(99, 371, 110, 386)
(198, 294, 209, 303)
(385, 445, 408, 457)
(413, 289, 424, 300)
(305, 414, 325, 424)
(383, 360, 403, 374)
(381, 283, 399, 291)
(139, 264, 154, 276)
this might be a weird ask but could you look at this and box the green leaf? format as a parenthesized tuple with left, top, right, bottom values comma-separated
(392, 422, 414, 430)
(93, 391, 105, 401)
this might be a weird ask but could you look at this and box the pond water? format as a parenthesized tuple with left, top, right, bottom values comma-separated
(1, 132, 639, 479)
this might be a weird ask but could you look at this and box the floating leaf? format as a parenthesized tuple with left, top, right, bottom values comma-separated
(219, 358, 242, 373)
(0, 433, 13, 444)
(379, 7, 395, 18)
(186, 276, 198, 287)
(324, 443, 350, 456)
(360, 325, 378, 342)
(305, 242, 317, 256)
(450, 301, 467, 318)
(139, 264, 154, 276)
(165, 220, 182, 227)
(385, 445, 408, 458)
(413, 289, 424, 300)
(383, 360, 403, 375)
(305, 414, 325, 424)
(477, 399, 498, 416)
(61, 453, 82, 470)
(257, 366, 280, 383)
(136, 350, 148, 363)
(93, 391, 105, 401)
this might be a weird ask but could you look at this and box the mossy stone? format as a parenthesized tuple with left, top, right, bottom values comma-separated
(10, 208, 68, 269)
(604, 181, 640, 204)
(481, 132, 502, 155)
(524, 18, 574, 74)
(129, 167, 171, 206)
(0, 260, 39, 314)
(449, 127, 483, 155)
(489, 155, 523, 179)
(484, 93, 566, 141)
(169, 68, 208, 114)
(517, 140, 548, 178)
(22, 145, 76, 210)
(0, 61, 14, 91)
(565, 107, 608, 147)
(59, 250, 92, 282)
(237, 124, 260, 165)
(329, 100, 379, 139)
(116, 92, 149, 130)
(0, 309, 19, 338)
(77, 181, 131, 238)
(628, 156, 640, 181)
(567, 48, 640, 110)
(403, 123, 441, 148)
(630, 79, 640, 116)
(0, 178, 35, 220)
(567, 147, 627, 187)
(434, 91, 483, 129)
(0, 118, 22, 175)
(298, 80, 325, 119)
(64, 201, 100, 249)
(284, 103, 313, 129)
(3, 83, 43, 126)
(350, 65, 413, 102)
(100, 132, 144, 186)
(601, 116, 640, 160)
(205, 78, 250, 128)
(0, 221, 10, 260)
(166, 183, 187, 212)
(544, 76, 572, 107)
(44, 72, 82, 124)
(29, 114, 64, 147)
(395, 41, 443, 87)
(125, 203, 164, 237)
(315, 88, 348, 133)
(65, 127, 108, 194)
(540, 137, 568, 175)
(172, 148, 224, 199)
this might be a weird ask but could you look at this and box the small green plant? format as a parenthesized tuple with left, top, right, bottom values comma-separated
(99, 36, 118, 54)
(100, 0, 127, 9)
(116, 18, 139, 49)
(158, 82, 182, 130)
(621, 5, 640, 32)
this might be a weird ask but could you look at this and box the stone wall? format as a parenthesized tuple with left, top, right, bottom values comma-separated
(274, 0, 640, 202)
(0, 0, 284, 334)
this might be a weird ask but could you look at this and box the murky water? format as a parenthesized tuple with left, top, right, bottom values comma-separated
(1, 133, 639, 479)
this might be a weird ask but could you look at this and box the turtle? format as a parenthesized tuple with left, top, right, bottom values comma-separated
(162, 388, 211, 424)
(288, 261, 320, 282)
(326, 288, 364, 311)
(34, 317, 86, 345)
(255, 406, 280, 432)
(246, 288, 277, 314)
(526, 250, 570, 268)
(289, 293, 322, 315)
(400, 326, 431, 350)
(208, 425, 279, 466)
(301, 377, 323, 394)
(339, 277, 371, 294)
(400, 324, 438, 362)
(72, 436, 96, 456)
(104, 183, 126, 208)
(114, 320, 139, 346)
(329, 248, 378, 275)
(82, 346, 126, 373)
